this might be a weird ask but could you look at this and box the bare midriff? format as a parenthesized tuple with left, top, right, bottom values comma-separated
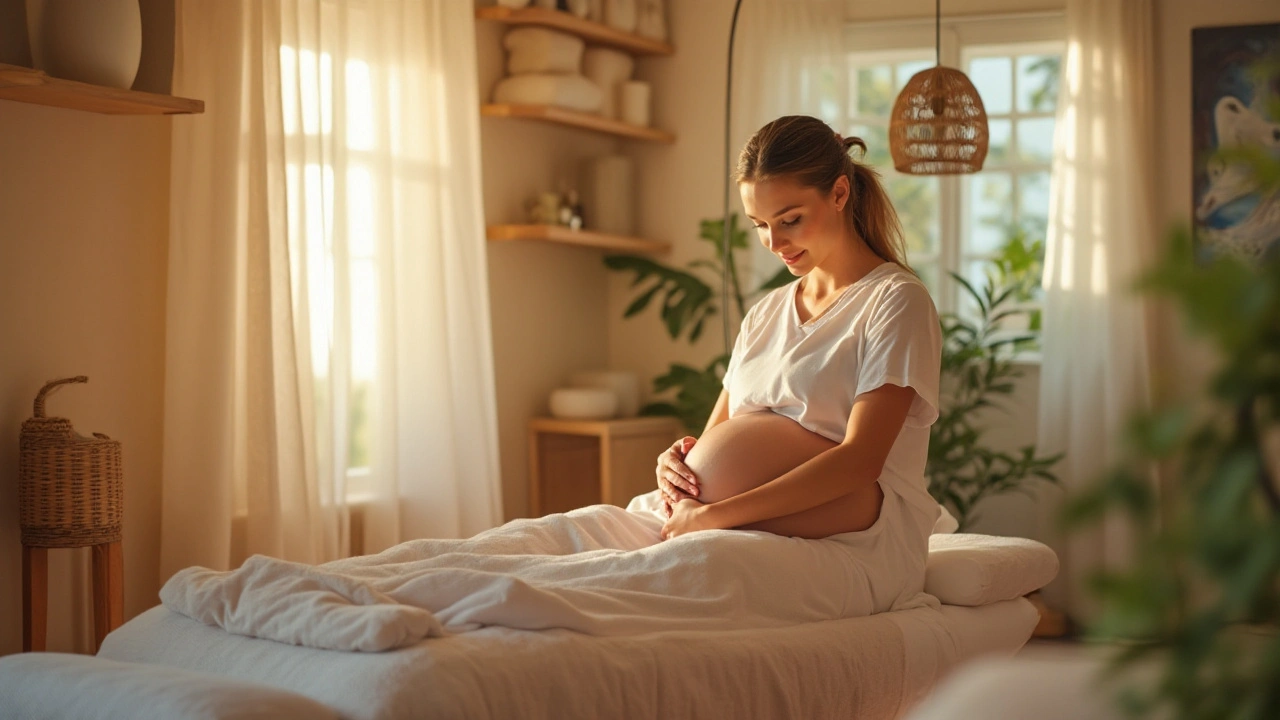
(683, 411, 883, 539)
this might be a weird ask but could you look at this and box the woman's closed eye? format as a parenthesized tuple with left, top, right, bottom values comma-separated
(753, 216, 802, 230)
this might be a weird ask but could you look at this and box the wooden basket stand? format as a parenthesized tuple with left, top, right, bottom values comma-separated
(18, 376, 125, 653)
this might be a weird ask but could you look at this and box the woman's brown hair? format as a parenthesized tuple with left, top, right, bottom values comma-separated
(735, 115, 911, 271)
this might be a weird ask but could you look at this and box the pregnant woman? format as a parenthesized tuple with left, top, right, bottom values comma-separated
(655, 115, 943, 584)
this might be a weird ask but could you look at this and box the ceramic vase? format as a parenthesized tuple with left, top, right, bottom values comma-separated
(619, 80, 651, 127)
(580, 155, 635, 236)
(26, 0, 142, 89)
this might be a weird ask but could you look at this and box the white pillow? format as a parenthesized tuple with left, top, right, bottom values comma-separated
(925, 533, 1059, 607)
(0, 653, 340, 720)
(492, 74, 604, 113)
(503, 28, 584, 75)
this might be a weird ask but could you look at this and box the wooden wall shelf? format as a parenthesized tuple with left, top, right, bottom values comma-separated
(0, 64, 204, 115)
(481, 103, 674, 143)
(488, 224, 669, 255)
(476, 6, 674, 56)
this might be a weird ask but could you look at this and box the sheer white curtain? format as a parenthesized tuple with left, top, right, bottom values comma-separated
(1036, 0, 1156, 619)
(161, 0, 502, 579)
(730, 0, 848, 290)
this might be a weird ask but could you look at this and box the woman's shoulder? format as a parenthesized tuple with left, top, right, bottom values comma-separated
(870, 264, 936, 310)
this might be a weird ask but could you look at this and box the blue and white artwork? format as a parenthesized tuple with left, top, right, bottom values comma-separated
(1192, 23, 1280, 262)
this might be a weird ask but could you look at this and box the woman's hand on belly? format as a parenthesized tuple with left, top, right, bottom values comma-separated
(661, 497, 714, 539)
(656, 436, 700, 510)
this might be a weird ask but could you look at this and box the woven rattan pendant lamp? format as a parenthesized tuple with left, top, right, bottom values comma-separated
(889, 0, 989, 175)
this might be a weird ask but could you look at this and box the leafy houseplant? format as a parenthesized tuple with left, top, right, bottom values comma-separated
(603, 215, 789, 433)
(928, 230, 1062, 530)
(1062, 145, 1280, 719)
(606, 217, 1060, 530)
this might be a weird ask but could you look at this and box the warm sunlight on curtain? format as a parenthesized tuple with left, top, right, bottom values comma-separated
(1035, 0, 1155, 621)
(161, 0, 501, 579)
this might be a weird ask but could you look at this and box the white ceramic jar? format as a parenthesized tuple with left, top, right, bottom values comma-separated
(549, 387, 619, 421)
(26, 0, 142, 89)
(570, 370, 640, 417)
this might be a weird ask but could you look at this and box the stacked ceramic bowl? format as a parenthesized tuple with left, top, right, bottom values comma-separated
(548, 370, 641, 421)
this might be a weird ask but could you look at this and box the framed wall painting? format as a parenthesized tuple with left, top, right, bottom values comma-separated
(1191, 22, 1280, 262)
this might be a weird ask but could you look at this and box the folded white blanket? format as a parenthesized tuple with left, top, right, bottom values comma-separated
(161, 504, 926, 653)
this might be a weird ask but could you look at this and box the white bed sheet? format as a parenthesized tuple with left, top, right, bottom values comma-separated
(99, 598, 1037, 720)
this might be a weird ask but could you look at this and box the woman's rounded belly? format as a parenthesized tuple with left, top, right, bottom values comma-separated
(685, 411, 839, 504)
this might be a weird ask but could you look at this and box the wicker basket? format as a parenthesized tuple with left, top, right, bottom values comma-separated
(18, 376, 123, 548)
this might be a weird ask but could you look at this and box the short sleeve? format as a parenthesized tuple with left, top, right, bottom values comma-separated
(721, 302, 760, 389)
(854, 280, 942, 428)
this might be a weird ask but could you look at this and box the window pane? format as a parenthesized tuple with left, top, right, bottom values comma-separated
(1016, 117, 1056, 162)
(958, 259, 991, 317)
(1017, 54, 1061, 113)
(1018, 171, 1051, 241)
(349, 261, 378, 470)
(986, 118, 1012, 165)
(966, 172, 1013, 254)
(968, 56, 1012, 114)
(850, 123, 890, 168)
(896, 59, 932, 90)
(887, 173, 939, 255)
(857, 65, 894, 116)
(914, 261, 940, 298)
(349, 378, 372, 470)
(348, 166, 375, 257)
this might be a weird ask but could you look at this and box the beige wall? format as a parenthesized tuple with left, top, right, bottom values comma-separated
(846, 0, 1065, 22)
(0, 103, 171, 656)
(0, 0, 173, 657)
(476, 12, 625, 521)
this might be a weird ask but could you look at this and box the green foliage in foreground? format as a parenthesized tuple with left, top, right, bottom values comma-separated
(1063, 224, 1280, 719)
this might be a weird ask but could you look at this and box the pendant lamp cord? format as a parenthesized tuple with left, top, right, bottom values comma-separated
(935, 0, 941, 66)
(723, 0, 745, 357)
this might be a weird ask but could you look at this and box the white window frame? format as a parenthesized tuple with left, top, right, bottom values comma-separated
(846, 13, 1065, 317)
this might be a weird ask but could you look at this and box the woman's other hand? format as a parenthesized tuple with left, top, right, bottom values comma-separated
(656, 436, 700, 514)
(661, 497, 714, 539)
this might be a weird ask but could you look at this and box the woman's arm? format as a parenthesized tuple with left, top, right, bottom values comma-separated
(664, 384, 916, 536)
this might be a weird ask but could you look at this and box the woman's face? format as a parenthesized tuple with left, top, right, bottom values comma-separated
(739, 174, 851, 276)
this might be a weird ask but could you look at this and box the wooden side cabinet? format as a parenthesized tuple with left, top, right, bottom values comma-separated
(528, 416, 684, 515)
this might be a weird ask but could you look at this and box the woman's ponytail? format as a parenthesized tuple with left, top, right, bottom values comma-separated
(845, 159, 911, 270)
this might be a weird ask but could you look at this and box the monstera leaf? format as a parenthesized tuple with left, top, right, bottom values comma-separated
(603, 255, 717, 343)
(640, 355, 731, 434)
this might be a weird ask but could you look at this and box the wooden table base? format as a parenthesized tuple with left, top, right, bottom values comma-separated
(22, 541, 123, 653)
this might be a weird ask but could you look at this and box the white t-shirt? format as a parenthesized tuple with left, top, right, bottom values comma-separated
(722, 262, 943, 552)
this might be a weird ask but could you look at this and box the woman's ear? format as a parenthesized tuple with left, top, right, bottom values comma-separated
(831, 174, 851, 213)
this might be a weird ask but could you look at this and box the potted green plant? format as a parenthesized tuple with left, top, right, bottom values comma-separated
(929, 229, 1061, 530)
(603, 215, 789, 433)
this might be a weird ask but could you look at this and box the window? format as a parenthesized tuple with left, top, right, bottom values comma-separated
(847, 15, 1064, 323)
(279, 32, 385, 499)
